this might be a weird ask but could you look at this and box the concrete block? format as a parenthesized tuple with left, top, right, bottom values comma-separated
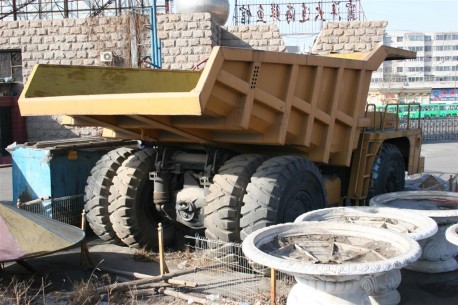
(350, 22, 362, 29)
(355, 43, 367, 51)
(169, 14, 181, 22)
(176, 40, 188, 47)
(333, 44, 344, 51)
(9, 37, 21, 45)
(334, 28, 344, 36)
(52, 20, 64, 27)
(29, 21, 42, 28)
(77, 51, 88, 59)
(339, 36, 350, 43)
(366, 28, 376, 35)
(48, 43, 59, 51)
(181, 14, 194, 22)
(194, 30, 205, 38)
(54, 51, 65, 59)
(65, 52, 76, 59)
(329, 37, 339, 44)
(37, 44, 49, 51)
(199, 37, 213, 45)
(176, 55, 187, 62)
(12, 28, 25, 36)
(164, 23, 175, 31)
(82, 43, 95, 50)
(7, 21, 19, 29)
(168, 47, 181, 56)
(32, 52, 44, 60)
(356, 28, 366, 36)
(182, 31, 193, 38)
(157, 31, 168, 39)
(241, 32, 251, 40)
(31, 36, 42, 44)
(188, 22, 198, 29)
(188, 38, 200, 46)
(163, 40, 175, 48)
(83, 59, 96, 65)
(249, 40, 259, 47)
(262, 32, 273, 39)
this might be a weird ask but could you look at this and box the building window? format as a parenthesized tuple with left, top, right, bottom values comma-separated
(407, 35, 424, 41)
(0, 50, 22, 82)
(397, 37, 403, 42)
(408, 67, 424, 72)
(435, 34, 458, 40)
(408, 46, 424, 52)
(434, 45, 458, 51)
(397, 67, 403, 72)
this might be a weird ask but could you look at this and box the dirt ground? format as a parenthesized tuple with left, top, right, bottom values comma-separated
(0, 235, 280, 305)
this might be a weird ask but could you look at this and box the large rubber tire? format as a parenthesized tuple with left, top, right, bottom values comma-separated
(84, 147, 136, 244)
(109, 149, 175, 249)
(367, 143, 405, 200)
(204, 154, 267, 243)
(240, 156, 326, 241)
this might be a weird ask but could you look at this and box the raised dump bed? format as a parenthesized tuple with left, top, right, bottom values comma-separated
(19, 45, 415, 167)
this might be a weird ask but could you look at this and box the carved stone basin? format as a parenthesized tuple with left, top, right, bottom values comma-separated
(242, 222, 421, 305)
(295, 206, 437, 305)
(445, 223, 458, 246)
(370, 191, 458, 273)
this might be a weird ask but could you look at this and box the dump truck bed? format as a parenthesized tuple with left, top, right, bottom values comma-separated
(19, 45, 415, 166)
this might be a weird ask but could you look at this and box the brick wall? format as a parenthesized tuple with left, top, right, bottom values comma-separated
(311, 21, 387, 54)
(221, 25, 286, 52)
(0, 13, 286, 142)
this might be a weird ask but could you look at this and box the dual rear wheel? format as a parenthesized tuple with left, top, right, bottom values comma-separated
(84, 148, 174, 249)
(204, 155, 327, 243)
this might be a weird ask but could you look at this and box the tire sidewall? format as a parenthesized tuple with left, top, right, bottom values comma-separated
(276, 166, 326, 223)
(369, 144, 405, 199)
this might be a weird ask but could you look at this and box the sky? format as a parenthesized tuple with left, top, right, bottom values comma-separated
(362, 0, 458, 32)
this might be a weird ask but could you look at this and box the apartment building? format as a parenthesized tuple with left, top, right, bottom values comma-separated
(369, 31, 458, 105)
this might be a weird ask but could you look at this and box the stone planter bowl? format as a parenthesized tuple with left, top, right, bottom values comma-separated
(370, 191, 458, 273)
(294, 206, 437, 305)
(295, 206, 438, 240)
(446, 223, 458, 246)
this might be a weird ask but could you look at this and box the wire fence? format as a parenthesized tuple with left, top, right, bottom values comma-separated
(17, 194, 84, 227)
(178, 235, 294, 304)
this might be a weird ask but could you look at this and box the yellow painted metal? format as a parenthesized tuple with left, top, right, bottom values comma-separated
(19, 45, 416, 167)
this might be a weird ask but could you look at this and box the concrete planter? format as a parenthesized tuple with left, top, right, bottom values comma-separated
(370, 191, 458, 273)
(445, 223, 458, 246)
(242, 222, 421, 305)
(295, 206, 437, 305)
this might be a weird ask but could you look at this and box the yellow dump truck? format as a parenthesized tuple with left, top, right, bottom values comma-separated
(18, 45, 422, 248)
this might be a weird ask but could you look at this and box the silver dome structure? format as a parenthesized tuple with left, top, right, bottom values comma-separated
(175, 0, 230, 25)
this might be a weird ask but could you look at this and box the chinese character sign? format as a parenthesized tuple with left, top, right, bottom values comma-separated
(234, 0, 362, 29)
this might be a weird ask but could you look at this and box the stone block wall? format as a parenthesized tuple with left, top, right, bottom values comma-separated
(221, 25, 286, 52)
(138, 13, 285, 70)
(0, 16, 133, 83)
(311, 21, 387, 54)
(142, 13, 220, 70)
(0, 13, 286, 142)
